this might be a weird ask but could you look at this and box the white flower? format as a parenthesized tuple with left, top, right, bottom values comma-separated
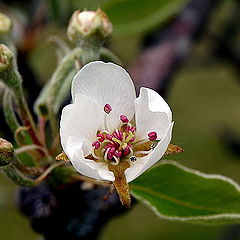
(60, 61, 173, 183)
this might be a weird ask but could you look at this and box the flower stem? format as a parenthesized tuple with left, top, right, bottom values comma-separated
(2, 68, 45, 155)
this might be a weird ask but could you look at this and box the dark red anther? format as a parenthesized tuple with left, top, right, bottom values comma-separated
(106, 134, 113, 140)
(120, 115, 129, 123)
(118, 131, 123, 140)
(97, 134, 105, 142)
(123, 146, 130, 156)
(92, 141, 100, 149)
(104, 104, 112, 114)
(108, 147, 115, 159)
(130, 126, 136, 132)
(112, 131, 123, 140)
(114, 150, 122, 158)
(148, 131, 157, 141)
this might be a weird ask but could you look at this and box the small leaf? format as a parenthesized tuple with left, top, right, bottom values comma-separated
(102, 0, 186, 36)
(109, 162, 131, 208)
(131, 160, 240, 225)
(165, 144, 184, 156)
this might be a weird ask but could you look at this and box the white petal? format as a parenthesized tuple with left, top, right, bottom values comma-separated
(141, 87, 172, 121)
(135, 87, 172, 140)
(64, 136, 114, 181)
(71, 61, 136, 132)
(60, 94, 104, 156)
(125, 122, 174, 182)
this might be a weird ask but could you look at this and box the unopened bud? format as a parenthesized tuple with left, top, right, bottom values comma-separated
(0, 44, 14, 72)
(67, 9, 113, 44)
(0, 13, 12, 35)
(0, 138, 14, 166)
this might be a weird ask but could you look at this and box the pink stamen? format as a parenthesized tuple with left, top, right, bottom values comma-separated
(97, 134, 105, 142)
(127, 143, 133, 148)
(118, 131, 123, 140)
(105, 143, 114, 149)
(104, 104, 112, 114)
(148, 131, 157, 141)
(123, 146, 130, 156)
(113, 131, 123, 140)
(92, 141, 100, 149)
(112, 131, 117, 138)
(120, 115, 129, 123)
(114, 150, 122, 158)
(106, 134, 113, 140)
(127, 126, 136, 132)
(109, 147, 115, 153)
(129, 137, 135, 142)
(113, 142, 120, 149)
(130, 126, 136, 132)
(108, 147, 115, 159)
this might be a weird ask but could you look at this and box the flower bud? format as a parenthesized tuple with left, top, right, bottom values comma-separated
(67, 9, 113, 44)
(0, 44, 14, 72)
(0, 13, 12, 36)
(0, 138, 14, 166)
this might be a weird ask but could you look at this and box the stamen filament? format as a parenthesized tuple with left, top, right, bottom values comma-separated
(92, 150, 103, 160)
(111, 156, 120, 165)
(125, 132, 134, 142)
(112, 137, 122, 146)
(90, 112, 157, 166)
(104, 148, 110, 162)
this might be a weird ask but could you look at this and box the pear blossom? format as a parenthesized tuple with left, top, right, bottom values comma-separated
(60, 61, 173, 183)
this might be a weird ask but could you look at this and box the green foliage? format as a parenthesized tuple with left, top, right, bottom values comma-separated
(102, 0, 186, 36)
(131, 160, 240, 225)
(34, 47, 82, 117)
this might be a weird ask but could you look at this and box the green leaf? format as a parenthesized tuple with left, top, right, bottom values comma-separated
(131, 160, 240, 225)
(102, 0, 186, 36)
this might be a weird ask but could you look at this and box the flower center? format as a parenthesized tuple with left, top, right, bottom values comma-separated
(88, 104, 158, 165)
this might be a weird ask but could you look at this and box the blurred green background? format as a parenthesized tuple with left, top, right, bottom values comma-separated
(0, 0, 240, 239)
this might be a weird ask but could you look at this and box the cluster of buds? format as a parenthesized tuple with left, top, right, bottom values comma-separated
(67, 9, 113, 45)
